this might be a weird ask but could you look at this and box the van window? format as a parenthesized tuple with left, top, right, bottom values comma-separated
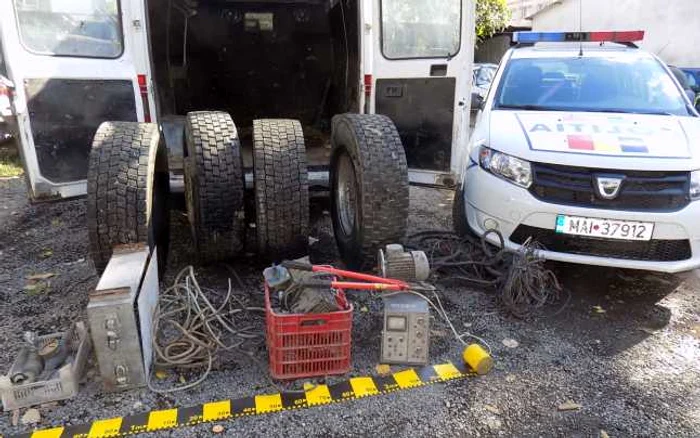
(13, 0, 123, 59)
(381, 0, 461, 59)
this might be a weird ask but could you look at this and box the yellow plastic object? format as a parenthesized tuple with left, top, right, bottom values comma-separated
(463, 344, 493, 375)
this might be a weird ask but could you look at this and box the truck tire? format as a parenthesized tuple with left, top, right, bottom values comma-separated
(184, 111, 245, 262)
(87, 122, 170, 275)
(330, 114, 409, 270)
(253, 119, 309, 260)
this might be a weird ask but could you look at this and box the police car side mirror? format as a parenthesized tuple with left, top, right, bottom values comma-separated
(471, 92, 485, 110)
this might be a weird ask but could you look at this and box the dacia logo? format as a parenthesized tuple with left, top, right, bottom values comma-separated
(594, 175, 625, 200)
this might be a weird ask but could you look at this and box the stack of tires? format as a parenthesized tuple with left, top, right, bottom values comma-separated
(86, 113, 409, 272)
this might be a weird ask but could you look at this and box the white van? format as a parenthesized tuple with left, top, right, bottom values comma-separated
(0, 0, 475, 270)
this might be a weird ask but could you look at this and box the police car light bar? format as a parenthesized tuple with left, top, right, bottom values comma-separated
(513, 31, 645, 44)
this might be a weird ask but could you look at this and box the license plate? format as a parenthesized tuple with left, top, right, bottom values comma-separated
(555, 215, 654, 241)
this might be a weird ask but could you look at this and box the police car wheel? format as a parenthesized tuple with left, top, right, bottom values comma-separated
(330, 114, 409, 270)
(87, 122, 170, 275)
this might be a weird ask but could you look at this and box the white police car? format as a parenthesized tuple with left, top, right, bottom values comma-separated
(455, 31, 700, 273)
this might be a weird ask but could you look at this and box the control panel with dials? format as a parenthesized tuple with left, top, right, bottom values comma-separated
(381, 293, 430, 365)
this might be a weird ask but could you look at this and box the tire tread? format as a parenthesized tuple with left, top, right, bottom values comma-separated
(253, 119, 309, 259)
(184, 111, 245, 262)
(87, 121, 164, 274)
(330, 114, 409, 269)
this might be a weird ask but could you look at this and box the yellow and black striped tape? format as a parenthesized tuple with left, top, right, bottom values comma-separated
(11, 361, 475, 438)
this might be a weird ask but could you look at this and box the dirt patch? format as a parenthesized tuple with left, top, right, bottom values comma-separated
(1, 180, 699, 437)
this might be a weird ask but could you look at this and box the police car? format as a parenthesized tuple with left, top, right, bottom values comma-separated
(455, 31, 700, 273)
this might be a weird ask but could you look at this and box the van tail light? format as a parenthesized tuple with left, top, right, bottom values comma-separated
(364, 74, 372, 97)
(137, 74, 151, 123)
(0, 80, 12, 100)
(0, 80, 13, 117)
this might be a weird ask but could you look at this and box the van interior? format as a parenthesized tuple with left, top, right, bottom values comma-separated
(147, 0, 360, 169)
(9, 0, 459, 189)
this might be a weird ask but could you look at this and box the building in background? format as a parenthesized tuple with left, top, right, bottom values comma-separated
(475, 0, 557, 63)
(506, 0, 558, 28)
(529, 0, 700, 67)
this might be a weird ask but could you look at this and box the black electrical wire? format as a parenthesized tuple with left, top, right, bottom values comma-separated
(406, 230, 567, 319)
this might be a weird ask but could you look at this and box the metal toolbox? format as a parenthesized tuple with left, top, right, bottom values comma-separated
(87, 244, 159, 391)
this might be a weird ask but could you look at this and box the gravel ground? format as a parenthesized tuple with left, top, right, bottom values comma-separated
(1, 176, 699, 437)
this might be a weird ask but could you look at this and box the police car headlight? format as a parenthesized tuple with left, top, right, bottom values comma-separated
(479, 147, 532, 188)
(691, 170, 700, 200)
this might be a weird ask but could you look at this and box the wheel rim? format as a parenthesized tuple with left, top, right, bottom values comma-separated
(336, 152, 358, 236)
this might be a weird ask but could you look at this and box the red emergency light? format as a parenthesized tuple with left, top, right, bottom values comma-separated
(587, 31, 645, 42)
(513, 31, 645, 44)
(137, 74, 151, 123)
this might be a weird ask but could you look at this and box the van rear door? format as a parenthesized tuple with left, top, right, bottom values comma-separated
(0, 0, 154, 200)
(367, 0, 475, 186)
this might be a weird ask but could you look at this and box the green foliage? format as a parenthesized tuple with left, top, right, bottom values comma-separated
(0, 142, 23, 178)
(476, 0, 511, 42)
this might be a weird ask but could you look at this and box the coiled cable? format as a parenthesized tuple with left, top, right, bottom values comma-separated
(406, 230, 566, 319)
(149, 266, 265, 393)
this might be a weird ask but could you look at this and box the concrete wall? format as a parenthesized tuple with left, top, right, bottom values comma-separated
(475, 34, 511, 64)
(531, 0, 700, 67)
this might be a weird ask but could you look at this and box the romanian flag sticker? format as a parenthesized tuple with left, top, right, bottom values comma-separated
(566, 135, 649, 154)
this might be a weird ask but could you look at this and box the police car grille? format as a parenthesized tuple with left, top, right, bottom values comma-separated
(530, 163, 690, 211)
(511, 225, 691, 262)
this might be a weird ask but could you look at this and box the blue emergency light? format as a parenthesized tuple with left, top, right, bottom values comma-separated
(513, 31, 645, 44)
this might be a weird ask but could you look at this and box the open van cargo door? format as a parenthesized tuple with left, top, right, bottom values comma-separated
(366, 0, 475, 187)
(0, 0, 155, 200)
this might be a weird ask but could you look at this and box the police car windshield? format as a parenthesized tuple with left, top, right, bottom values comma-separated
(495, 56, 692, 116)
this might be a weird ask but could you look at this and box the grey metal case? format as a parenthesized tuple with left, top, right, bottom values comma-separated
(87, 245, 159, 391)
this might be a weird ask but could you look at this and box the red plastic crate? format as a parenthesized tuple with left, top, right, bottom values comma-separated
(265, 281, 353, 380)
